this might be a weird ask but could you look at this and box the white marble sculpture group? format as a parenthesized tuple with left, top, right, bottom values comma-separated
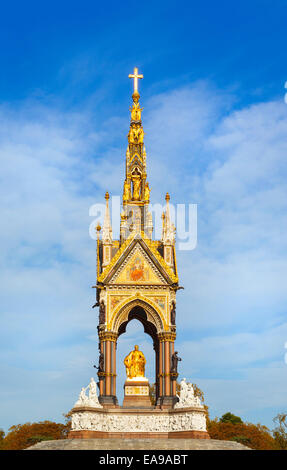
(174, 378, 203, 408)
(74, 377, 103, 408)
(71, 377, 207, 434)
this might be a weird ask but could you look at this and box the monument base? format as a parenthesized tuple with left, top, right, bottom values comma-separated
(68, 406, 210, 439)
(156, 396, 178, 409)
(99, 395, 119, 408)
(122, 377, 152, 408)
(27, 437, 252, 450)
(68, 429, 209, 439)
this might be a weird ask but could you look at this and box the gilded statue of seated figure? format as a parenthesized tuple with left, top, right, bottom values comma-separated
(124, 345, 146, 379)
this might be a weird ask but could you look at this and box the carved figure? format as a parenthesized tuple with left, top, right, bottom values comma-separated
(128, 123, 144, 144)
(130, 102, 143, 121)
(170, 351, 181, 374)
(174, 378, 203, 409)
(74, 378, 102, 408)
(170, 301, 176, 324)
(124, 345, 146, 379)
(77, 387, 88, 405)
(144, 182, 150, 201)
(88, 378, 97, 400)
(132, 170, 142, 200)
(123, 180, 131, 202)
(99, 301, 105, 324)
(94, 350, 104, 373)
(88, 377, 101, 407)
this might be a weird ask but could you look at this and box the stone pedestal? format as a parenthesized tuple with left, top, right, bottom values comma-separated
(122, 377, 152, 408)
(156, 396, 178, 409)
(98, 395, 119, 408)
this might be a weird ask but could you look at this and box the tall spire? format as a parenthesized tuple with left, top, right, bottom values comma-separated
(122, 67, 150, 206)
(120, 68, 153, 242)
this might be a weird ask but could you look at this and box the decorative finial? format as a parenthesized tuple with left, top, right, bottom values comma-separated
(128, 67, 143, 95)
(102, 192, 113, 244)
(96, 222, 101, 232)
(165, 192, 170, 202)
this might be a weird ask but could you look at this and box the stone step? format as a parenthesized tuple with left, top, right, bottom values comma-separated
(26, 438, 250, 451)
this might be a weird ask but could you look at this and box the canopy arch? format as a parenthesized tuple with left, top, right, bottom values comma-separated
(111, 297, 165, 338)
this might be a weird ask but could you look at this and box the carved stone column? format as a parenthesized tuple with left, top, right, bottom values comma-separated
(98, 331, 118, 407)
(157, 331, 177, 408)
(154, 341, 160, 403)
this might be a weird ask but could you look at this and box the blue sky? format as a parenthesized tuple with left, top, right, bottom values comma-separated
(0, 0, 287, 432)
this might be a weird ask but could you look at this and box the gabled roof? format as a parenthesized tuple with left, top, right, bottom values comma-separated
(97, 231, 178, 285)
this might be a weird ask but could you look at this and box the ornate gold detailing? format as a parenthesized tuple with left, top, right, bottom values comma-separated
(94, 70, 181, 406)
(97, 372, 117, 377)
(158, 332, 176, 342)
(98, 331, 118, 342)
(98, 231, 178, 285)
(109, 295, 166, 332)
(122, 66, 149, 208)
(128, 123, 144, 144)
(123, 180, 131, 202)
(170, 372, 179, 381)
(124, 345, 146, 379)
(130, 101, 143, 122)
(144, 182, 150, 202)
(131, 168, 142, 200)
(140, 232, 178, 283)
(98, 232, 135, 283)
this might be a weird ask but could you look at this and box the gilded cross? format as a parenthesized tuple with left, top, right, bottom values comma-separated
(128, 67, 143, 93)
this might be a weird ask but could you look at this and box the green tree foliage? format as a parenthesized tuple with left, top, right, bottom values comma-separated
(220, 412, 243, 425)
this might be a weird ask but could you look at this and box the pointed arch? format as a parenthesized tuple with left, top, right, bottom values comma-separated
(111, 297, 164, 338)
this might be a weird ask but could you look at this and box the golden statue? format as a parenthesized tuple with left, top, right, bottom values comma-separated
(123, 179, 131, 202)
(136, 125, 144, 144)
(130, 102, 143, 122)
(132, 169, 142, 200)
(128, 123, 144, 144)
(144, 181, 150, 202)
(124, 345, 146, 379)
